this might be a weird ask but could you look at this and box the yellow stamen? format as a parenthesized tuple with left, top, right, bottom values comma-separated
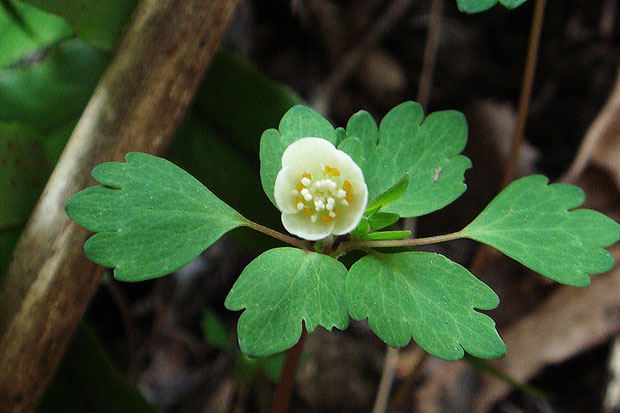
(325, 165, 341, 176)
(302, 173, 312, 180)
(333, 209, 340, 217)
(343, 180, 352, 192)
(296, 182, 304, 192)
(320, 215, 332, 222)
(345, 192, 354, 203)
(303, 207, 313, 215)
(296, 197, 303, 204)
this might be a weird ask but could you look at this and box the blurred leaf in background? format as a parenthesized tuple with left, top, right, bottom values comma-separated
(38, 324, 157, 413)
(0, 0, 71, 68)
(18, 0, 138, 50)
(170, 51, 303, 250)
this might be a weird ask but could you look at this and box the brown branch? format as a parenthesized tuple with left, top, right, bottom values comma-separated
(272, 327, 307, 413)
(470, 0, 547, 275)
(0, 0, 240, 411)
(501, 0, 547, 189)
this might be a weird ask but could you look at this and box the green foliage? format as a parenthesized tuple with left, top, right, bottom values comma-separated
(194, 51, 302, 158)
(260, 106, 337, 206)
(0, 38, 108, 131)
(20, 0, 138, 50)
(462, 175, 620, 286)
(365, 173, 409, 216)
(0, 123, 51, 228)
(201, 309, 234, 352)
(347, 252, 506, 360)
(0, 122, 53, 275)
(170, 51, 301, 239)
(457, 0, 529, 14)
(39, 324, 156, 413)
(361, 230, 411, 241)
(200, 309, 288, 384)
(367, 212, 400, 231)
(225, 248, 349, 357)
(0, 0, 72, 68)
(0, 34, 107, 278)
(338, 102, 472, 218)
(65, 153, 247, 282)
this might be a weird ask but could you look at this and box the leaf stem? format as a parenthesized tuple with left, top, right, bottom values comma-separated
(336, 230, 464, 254)
(272, 327, 307, 413)
(245, 220, 311, 251)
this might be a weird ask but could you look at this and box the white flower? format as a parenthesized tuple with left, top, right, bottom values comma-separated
(274, 137, 368, 241)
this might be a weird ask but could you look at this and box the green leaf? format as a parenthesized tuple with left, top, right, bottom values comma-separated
(367, 212, 400, 232)
(225, 247, 349, 357)
(462, 175, 619, 287)
(260, 106, 337, 206)
(201, 309, 233, 351)
(171, 51, 301, 252)
(457, 0, 528, 13)
(350, 218, 370, 238)
(362, 230, 411, 241)
(347, 252, 506, 360)
(339, 102, 472, 218)
(0, 38, 109, 132)
(65, 152, 247, 282)
(0, 0, 72, 68)
(21, 0, 138, 50)
(365, 173, 409, 215)
(39, 324, 156, 413)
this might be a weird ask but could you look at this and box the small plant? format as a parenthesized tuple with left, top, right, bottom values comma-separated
(66, 102, 619, 362)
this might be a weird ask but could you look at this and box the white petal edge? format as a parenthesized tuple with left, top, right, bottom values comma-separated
(274, 166, 303, 213)
(281, 137, 339, 171)
(282, 212, 335, 241)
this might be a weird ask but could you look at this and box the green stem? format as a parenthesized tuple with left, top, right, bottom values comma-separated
(337, 230, 464, 254)
(245, 220, 311, 251)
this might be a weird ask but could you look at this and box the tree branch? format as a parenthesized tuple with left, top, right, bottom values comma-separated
(0, 0, 240, 411)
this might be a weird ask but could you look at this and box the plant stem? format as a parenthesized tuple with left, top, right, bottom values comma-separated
(372, 346, 401, 413)
(471, 0, 547, 274)
(272, 327, 307, 413)
(501, 0, 547, 189)
(245, 220, 311, 251)
(337, 230, 464, 254)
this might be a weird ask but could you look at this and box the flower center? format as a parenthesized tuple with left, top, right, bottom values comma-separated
(292, 165, 354, 223)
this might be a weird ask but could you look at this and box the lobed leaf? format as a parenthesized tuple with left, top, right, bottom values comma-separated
(259, 105, 337, 207)
(339, 102, 472, 218)
(462, 175, 619, 286)
(225, 247, 349, 357)
(65, 152, 247, 282)
(457, 0, 529, 13)
(347, 252, 506, 360)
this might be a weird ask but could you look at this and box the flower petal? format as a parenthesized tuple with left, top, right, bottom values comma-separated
(333, 149, 365, 183)
(282, 212, 335, 241)
(274, 166, 303, 213)
(332, 179, 368, 235)
(281, 137, 338, 172)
